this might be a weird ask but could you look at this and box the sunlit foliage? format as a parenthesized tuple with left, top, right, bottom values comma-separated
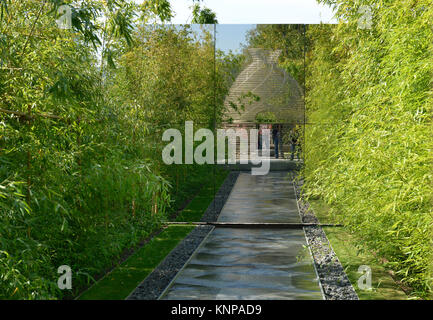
(0, 0, 231, 299)
(303, 0, 433, 298)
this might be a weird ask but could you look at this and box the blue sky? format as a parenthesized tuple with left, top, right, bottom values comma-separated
(215, 25, 255, 54)
(170, 0, 336, 24)
(170, 0, 337, 53)
(140, 1, 337, 53)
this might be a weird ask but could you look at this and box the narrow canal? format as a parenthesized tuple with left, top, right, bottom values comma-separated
(160, 172, 324, 300)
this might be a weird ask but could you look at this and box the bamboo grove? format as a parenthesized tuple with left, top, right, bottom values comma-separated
(303, 0, 433, 298)
(0, 0, 237, 299)
(244, 1, 432, 299)
(0, 0, 432, 300)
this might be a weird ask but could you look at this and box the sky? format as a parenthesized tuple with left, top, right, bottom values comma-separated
(137, 0, 337, 53)
(170, 0, 337, 53)
(170, 0, 337, 24)
(215, 24, 255, 54)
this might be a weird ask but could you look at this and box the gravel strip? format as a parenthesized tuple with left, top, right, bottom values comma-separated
(201, 171, 240, 222)
(126, 225, 213, 300)
(126, 171, 239, 300)
(293, 177, 359, 300)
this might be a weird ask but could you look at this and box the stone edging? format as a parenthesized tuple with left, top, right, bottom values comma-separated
(201, 171, 240, 222)
(293, 178, 359, 300)
(126, 171, 240, 300)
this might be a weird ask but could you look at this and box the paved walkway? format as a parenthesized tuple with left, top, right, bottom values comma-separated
(160, 172, 323, 300)
(217, 172, 300, 223)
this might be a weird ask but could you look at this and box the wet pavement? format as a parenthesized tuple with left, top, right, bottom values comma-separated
(160, 172, 324, 300)
(217, 172, 300, 223)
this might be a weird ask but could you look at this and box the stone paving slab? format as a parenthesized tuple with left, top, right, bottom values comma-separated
(217, 172, 301, 223)
(160, 228, 323, 300)
(160, 172, 324, 300)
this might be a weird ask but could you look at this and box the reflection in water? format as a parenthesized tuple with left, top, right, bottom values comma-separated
(161, 228, 322, 300)
(161, 172, 323, 300)
(217, 172, 300, 223)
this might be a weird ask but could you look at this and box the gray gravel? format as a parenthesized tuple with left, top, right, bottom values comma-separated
(126, 225, 213, 300)
(304, 226, 358, 300)
(126, 170, 358, 300)
(126, 171, 239, 300)
(293, 177, 359, 300)
(201, 171, 240, 222)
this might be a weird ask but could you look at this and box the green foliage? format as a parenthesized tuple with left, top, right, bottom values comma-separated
(78, 225, 195, 300)
(246, 24, 306, 86)
(140, 0, 173, 23)
(113, 25, 218, 126)
(303, 0, 433, 298)
(191, 1, 218, 24)
(255, 111, 276, 124)
(174, 168, 228, 222)
(0, 1, 231, 300)
(310, 199, 409, 299)
(227, 91, 261, 121)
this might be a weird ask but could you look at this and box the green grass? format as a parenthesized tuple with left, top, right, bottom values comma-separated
(309, 199, 409, 300)
(77, 225, 195, 300)
(174, 168, 229, 222)
(77, 168, 230, 300)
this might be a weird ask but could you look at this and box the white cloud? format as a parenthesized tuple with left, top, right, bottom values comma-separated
(169, 0, 336, 24)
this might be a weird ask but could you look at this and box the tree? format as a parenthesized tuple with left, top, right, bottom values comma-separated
(245, 24, 307, 87)
(191, 0, 218, 24)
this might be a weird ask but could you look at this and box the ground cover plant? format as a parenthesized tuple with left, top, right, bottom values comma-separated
(77, 225, 195, 300)
(78, 167, 228, 300)
(302, 0, 433, 298)
(0, 0, 238, 299)
(309, 199, 409, 300)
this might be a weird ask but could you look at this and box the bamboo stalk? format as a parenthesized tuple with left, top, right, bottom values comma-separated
(0, 108, 106, 123)
(26, 105, 31, 204)
(20, 1, 47, 58)
(152, 192, 159, 216)
(0, 107, 65, 121)
(0, 67, 23, 70)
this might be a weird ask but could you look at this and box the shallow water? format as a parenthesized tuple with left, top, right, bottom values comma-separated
(160, 172, 323, 300)
(217, 172, 301, 224)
